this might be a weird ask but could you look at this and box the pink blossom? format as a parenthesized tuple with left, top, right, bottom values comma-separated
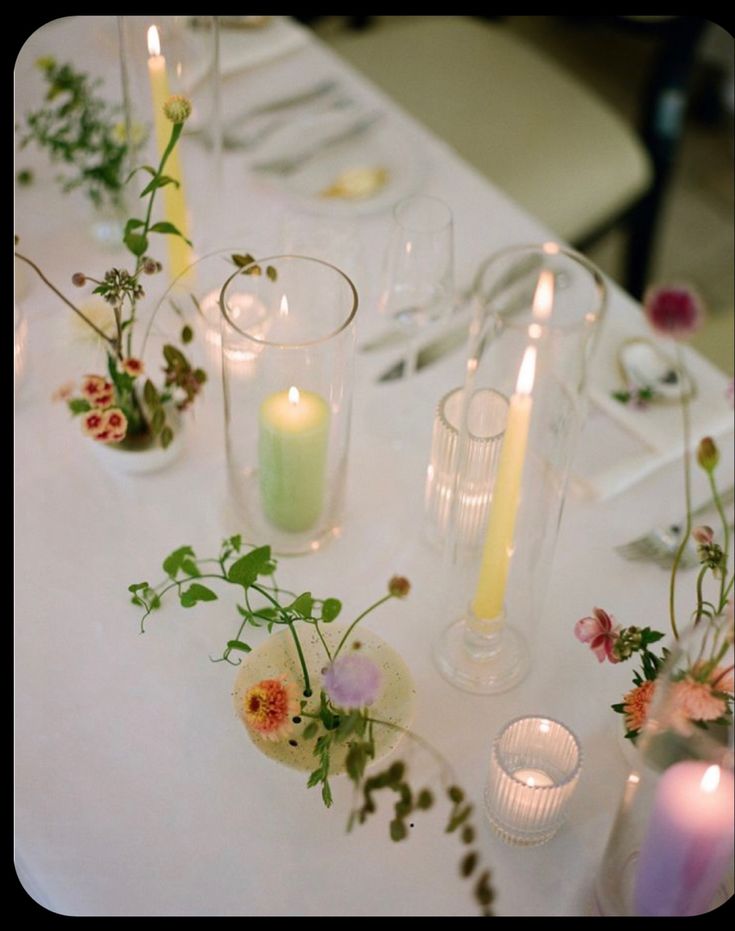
(81, 409, 106, 437)
(122, 357, 144, 378)
(692, 525, 714, 545)
(643, 285, 704, 340)
(575, 607, 621, 663)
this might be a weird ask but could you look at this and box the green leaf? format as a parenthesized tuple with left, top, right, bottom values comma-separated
(128, 582, 150, 593)
(266, 265, 277, 282)
(289, 592, 313, 618)
(229, 534, 242, 552)
(162, 545, 196, 578)
(226, 640, 251, 653)
(307, 768, 323, 789)
(320, 598, 342, 622)
(67, 398, 91, 415)
(163, 344, 188, 368)
(179, 583, 218, 607)
(611, 702, 625, 713)
(151, 408, 165, 434)
(416, 789, 433, 810)
(124, 230, 148, 257)
(149, 221, 192, 246)
(390, 819, 407, 842)
(302, 721, 319, 740)
(243, 264, 262, 276)
(321, 779, 333, 808)
(227, 545, 272, 587)
(461, 852, 478, 878)
(180, 557, 200, 577)
(193, 368, 207, 384)
(139, 174, 180, 197)
(125, 166, 156, 184)
(446, 804, 473, 833)
(231, 253, 255, 268)
(346, 743, 366, 782)
(143, 378, 160, 408)
(181, 324, 193, 344)
(642, 629, 665, 644)
(160, 426, 173, 449)
(124, 217, 145, 233)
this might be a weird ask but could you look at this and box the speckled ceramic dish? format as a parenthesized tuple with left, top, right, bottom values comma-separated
(232, 625, 416, 772)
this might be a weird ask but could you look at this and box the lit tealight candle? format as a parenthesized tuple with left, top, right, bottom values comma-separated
(258, 386, 330, 532)
(634, 762, 735, 916)
(146, 25, 193, 281)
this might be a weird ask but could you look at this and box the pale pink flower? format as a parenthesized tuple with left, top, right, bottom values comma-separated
(242, 677, 300, 741)
(51, 381, 75, 402)
(122, 357, 144, 378)
(575, 607, 621, 663)
(670, 679, 727, 722)
(80, 409, 106, 437)
(81, 375, 109, 403)
(692, 525, 714, 545)
(623, 680, 656, 733)
(100, 408, 127, 442)
(643, 284, 704, 340)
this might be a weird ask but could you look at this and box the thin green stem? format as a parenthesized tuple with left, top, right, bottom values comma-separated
(286, 620, 311, 696)
(311, 620, 332, 661)
(694, 566, 709, 626)
(668, 344, 692, 641)
(334, 594, 394, 658)
(708, 470, 730, 609)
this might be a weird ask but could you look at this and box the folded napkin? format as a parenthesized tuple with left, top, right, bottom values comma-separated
(573, 310, 733, 500)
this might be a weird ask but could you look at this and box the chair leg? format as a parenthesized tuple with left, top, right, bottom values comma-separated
(625, 17, 707, 298)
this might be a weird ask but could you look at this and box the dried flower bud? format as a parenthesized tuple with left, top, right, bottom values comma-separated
(692, 525, 714, 545)
(388, 576, 410, 598)
(142, 257, 160, 275)
(72, 272, 86, 287)
(163, 95, 192, 124)
(696, 437, 719, 473)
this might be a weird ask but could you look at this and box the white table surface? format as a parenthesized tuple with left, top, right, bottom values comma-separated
(14, 16, 734, 917)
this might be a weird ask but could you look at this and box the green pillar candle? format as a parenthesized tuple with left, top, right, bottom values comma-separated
(258, 386, 330, 533)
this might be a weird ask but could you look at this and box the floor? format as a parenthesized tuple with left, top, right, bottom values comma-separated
(313, 15, 734, 375)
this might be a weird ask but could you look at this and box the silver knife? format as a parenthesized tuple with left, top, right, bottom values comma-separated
(250, 112, 382, 175)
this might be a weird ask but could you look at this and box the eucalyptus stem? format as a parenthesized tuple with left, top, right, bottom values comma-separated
(334, 594, 394, 658)
(668, 344, 692, 641)
(14, 252, 116, 346)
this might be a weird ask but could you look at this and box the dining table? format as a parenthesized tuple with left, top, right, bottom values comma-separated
(14, 16, 734, 917)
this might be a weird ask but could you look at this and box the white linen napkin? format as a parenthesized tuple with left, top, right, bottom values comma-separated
(573, 310, 733, 500)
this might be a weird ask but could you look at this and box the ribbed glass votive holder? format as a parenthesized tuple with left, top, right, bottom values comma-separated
(484, 715, 582, 846)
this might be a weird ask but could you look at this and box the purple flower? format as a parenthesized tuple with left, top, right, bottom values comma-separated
(643, 285, 704, 340)
(323, 654, 382, 709)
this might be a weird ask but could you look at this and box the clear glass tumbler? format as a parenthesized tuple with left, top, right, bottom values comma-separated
(219, 255, 358, 555)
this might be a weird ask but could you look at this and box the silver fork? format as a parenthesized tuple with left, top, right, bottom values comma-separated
(616, 485, 734, 569)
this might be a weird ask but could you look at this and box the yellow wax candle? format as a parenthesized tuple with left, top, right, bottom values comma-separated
(258, 386, 330, 533)
(471, 345, 536, 622)
(146, 25, 193, 281)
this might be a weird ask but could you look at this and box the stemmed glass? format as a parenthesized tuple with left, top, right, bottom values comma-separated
(378, 194, 454, 379)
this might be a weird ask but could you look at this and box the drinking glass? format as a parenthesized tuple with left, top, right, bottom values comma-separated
(377, 194, 454, 378)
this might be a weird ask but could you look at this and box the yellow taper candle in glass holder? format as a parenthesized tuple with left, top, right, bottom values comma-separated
(146, 25, 193, 281)
(258, 386, 330, 533)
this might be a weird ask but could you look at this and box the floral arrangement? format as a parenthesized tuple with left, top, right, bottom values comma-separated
(17, 57, 144, 211)
(130, 538, 495, 915)
(577, 285, 734, 741)
(15, 95, 205, 451)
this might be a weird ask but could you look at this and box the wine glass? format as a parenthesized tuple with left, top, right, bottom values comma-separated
(378, 194, 454, 378)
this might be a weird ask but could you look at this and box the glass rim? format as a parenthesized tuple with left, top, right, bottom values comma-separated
(492, 714, 583, 790)
(392, 193, 454, 234)
(218, 253, 358, 349)
(438, 386, 508, 444)
(472, 241, 607, 334)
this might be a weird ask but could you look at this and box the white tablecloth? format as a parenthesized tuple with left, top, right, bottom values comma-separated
(14, 17, 734, 917)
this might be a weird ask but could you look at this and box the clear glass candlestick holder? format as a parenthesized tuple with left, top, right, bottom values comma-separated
(433, 243, 606, 694)
(484, 715, 583, 846)
(424, 386, 508, 549)
(219, 255, 358, 556)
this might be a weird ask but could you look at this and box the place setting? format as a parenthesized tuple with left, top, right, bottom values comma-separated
(14, 15, 733, 919)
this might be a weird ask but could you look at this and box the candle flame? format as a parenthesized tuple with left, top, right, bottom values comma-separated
(515, 345, 537, 395)
(701, 765, 721, 793)
(532, 269, 554, 322)
(147, 25, 161, 57)
(526, 776, 536, 787)
(288, 386, 300, 405)
(538, 720, 550, 734)
(280, 295, 289, 317)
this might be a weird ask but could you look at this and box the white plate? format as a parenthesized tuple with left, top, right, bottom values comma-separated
(254, 120, 428, 217)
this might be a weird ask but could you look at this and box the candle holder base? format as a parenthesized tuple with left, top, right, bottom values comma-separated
(432, 610, 529, 695)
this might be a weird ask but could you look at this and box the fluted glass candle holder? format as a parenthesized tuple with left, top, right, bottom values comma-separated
(219, 255, 358, 556)
(434, 243, 606, 694)
(425, 387, 508, 548)
(484, 715, 582, 846)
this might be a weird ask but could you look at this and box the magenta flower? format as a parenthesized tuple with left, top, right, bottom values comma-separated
(323, 654, 382, 709)
(575, 607, 621, 663)
(643, 285, 704, 340)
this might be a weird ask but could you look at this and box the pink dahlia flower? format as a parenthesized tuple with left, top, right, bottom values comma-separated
(643, 284, 704, 339)
(574, 607, 621, 663)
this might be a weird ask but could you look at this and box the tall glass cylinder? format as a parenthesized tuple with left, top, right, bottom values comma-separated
(219, 255, 358, 556)
(595, 616, 734, 916)
(434, 243, 606, 693)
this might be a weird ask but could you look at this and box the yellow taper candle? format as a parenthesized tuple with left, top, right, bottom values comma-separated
(471, 344, 536, 622)
(471, 269, 554, 624)
(146, 25, 193, 281)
